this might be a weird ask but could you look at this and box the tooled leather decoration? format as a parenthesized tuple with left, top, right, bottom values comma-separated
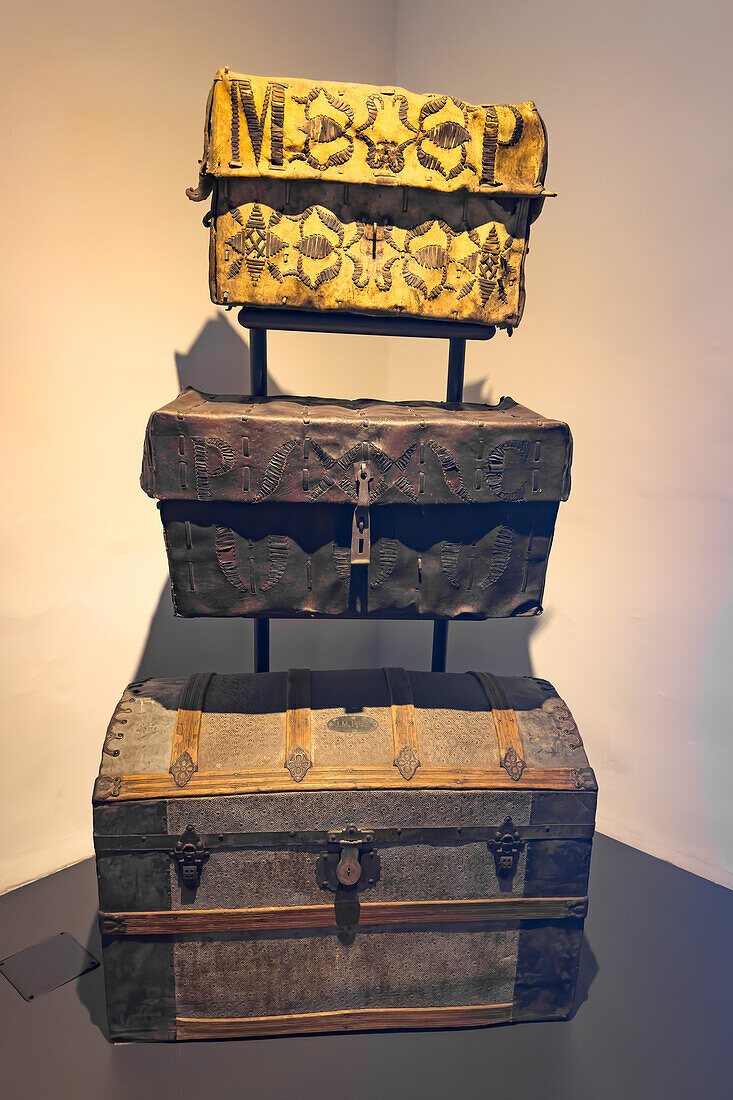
(186, 428, 539, 508)
(306, 439, 460, 504)
(214, 527, 291, 594)
(369, 539, 399, 590)
(291, 209, 345, 291)
(222, 202, 516, 311)
(193, 436, 237, 499)
(292, 86, 355, 171)
(479, 526, 514, 588)
(440, 527, 513, 591)
(427, 440, 474, 503)
(331, 545, 352, 588)
(485, 441, 529, 501)
(414, 96, 473, 181)
(481, 104, 524, 186)
(229, 78, 286, 168)
(354, 92, 415, 173)
(251, 439, 300, 503)
(213, 76, 542, 190)
(270, 84, 477, 182)
(348, 223, 403, 292)
(454, 226, 516, 308)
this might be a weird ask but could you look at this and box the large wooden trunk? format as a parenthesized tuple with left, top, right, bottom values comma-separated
(187, 70, 550, 328)
(94, 668, 595, 1041)
(142, 389, 571, 619)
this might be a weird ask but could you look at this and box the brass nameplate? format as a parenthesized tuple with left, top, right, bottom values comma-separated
(327, 715, 378, 734)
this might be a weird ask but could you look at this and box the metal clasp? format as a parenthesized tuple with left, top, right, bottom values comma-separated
(316, 825, 380, 893)
(172, 825, 209, 890)
(488, 815, 524, 880)
(350, 461, 373, 565)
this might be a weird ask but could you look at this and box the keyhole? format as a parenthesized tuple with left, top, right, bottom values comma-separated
(336, 849, 362, 886)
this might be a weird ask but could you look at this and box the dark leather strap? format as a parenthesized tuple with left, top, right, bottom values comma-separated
(470, 671, 526, 781)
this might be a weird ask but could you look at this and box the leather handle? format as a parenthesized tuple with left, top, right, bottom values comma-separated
(285, 668, 312, 782)
(384, 668, 420, 780)
(470, 672, 526, 781)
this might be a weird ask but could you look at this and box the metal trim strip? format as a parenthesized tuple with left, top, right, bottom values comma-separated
(94, 824, 595, 853)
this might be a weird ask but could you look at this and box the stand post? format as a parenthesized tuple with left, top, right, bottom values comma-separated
(446, 338, 466, 402)
(248, 328, 270, 674)
(254, 619, 270, 674)
(431, 621, 449, 675)
(432, 337, 467, 672)
(242, 319, 474, 676)
(250, 328, 268, 396)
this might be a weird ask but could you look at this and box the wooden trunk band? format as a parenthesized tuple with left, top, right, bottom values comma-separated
(169, 673, 213, 788)
(285, 668, 312, 782)
(175, 1002, 514, 1040)
(384, 668, 421, 780)
(470, 671, 526, 781)
(94, 765, 595, 802)
(99, 895, 588, 935)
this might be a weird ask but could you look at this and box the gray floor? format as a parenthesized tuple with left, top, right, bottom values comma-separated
(0, 834, 730, 1100)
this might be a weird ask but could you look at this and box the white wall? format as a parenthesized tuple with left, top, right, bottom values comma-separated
(0, 0, 397, 894)
(390, 0, 733, 887)
(2, 0, 731, 894)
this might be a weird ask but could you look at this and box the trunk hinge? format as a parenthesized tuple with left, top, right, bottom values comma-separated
(350, 461, 373, 565)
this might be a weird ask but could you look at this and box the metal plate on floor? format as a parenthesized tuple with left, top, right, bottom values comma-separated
(0, 932, 99, 1001)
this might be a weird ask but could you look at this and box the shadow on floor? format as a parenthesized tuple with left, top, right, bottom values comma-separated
(2, 836, 731, 1099)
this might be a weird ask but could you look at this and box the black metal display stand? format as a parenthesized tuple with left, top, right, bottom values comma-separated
(239, 308, 495, 675)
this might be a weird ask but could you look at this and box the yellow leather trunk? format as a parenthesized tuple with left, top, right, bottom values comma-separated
(188, 70, 550, 328)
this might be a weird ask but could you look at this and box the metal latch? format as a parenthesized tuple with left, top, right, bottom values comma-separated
(350, 461, 373, 565)
(172, 825, 209, 889)
(316, 825, 381, 892)
(487, 815, 524, 880)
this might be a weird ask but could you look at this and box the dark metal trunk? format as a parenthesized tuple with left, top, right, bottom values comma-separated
(94, 668, 595, 1040)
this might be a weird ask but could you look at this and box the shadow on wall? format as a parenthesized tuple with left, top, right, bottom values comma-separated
(461, 378, 489, 405)
(448, 615, 541, 677)
(373, 616, 541, 678)
(175, 312, 279, 395)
